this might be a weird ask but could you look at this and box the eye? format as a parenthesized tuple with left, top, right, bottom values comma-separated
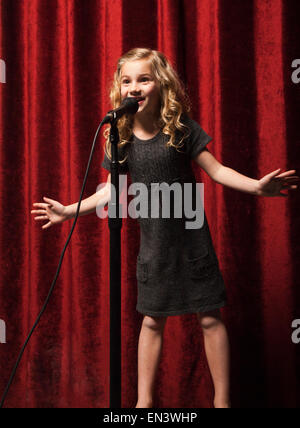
(141, 77, 149, 82)
(122, 79, 130, 84)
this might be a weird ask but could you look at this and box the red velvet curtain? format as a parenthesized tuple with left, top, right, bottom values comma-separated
(0, 0, 300, 408)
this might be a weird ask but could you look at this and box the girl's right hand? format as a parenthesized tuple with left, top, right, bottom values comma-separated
(31, 196, 69, 229)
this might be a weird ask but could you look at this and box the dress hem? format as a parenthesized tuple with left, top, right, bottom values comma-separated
(136, 300, 227, 317)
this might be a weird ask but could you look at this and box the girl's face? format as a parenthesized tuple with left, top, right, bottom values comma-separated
(120, 59, 161, 118)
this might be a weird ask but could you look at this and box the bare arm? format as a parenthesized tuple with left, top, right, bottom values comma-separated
(194, 148, 299, 197)
(194, 149, 259, 195)
(65, 173, 112, 218)
(31, 173, 114, 229)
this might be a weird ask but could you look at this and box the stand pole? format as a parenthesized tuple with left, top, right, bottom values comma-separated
(108, 120, 122, 408)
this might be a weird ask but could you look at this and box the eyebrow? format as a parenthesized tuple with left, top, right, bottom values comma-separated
(121, 73, 152, 79)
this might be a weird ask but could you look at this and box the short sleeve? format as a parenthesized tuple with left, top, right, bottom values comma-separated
(101, 145, 129, 174)
(183, 115, 212, 160)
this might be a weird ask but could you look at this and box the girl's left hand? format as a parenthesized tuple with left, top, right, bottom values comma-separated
(256, 168, 299, 197)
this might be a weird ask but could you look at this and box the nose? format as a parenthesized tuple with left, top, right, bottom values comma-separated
(129, 81, 141, 95)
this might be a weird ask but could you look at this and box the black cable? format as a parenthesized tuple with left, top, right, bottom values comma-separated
(0, 118, 107, 408)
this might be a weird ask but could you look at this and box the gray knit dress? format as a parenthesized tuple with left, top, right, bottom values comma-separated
(101, 115, 227, 317)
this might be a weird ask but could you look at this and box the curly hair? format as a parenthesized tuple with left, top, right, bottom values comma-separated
(103, 48, 191, 165)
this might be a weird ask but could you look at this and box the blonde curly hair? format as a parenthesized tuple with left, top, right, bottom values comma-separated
(103, 48, 191, 165)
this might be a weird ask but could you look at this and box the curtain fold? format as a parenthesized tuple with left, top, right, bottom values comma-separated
(0, 0, 299, 408)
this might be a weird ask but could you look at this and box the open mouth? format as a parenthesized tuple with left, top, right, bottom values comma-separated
(133, 96, 145, 102)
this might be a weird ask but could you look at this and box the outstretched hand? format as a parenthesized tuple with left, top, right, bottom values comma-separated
(31, 196, 69, 229)
(257, 168, 299, 197)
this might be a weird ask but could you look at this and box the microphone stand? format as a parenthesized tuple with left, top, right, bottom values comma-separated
(104, 98, 139, 408)
(108, 117, 122, 408)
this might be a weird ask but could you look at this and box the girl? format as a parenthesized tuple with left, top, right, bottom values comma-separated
(31, 48, 299, 409)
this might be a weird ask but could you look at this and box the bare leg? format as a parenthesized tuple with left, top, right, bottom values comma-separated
(197, 309, 231, 408)
(135, 315, 167, 408)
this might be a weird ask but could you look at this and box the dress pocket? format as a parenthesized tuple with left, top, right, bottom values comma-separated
(136, 256, 148, 283)
(187, 249, 217, 280)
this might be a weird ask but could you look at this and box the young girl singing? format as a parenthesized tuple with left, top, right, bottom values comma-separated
(31, 48, 299, 409)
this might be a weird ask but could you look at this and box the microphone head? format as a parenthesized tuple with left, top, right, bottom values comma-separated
(121, 97, 140, 115)
(103, 96, 141, 123)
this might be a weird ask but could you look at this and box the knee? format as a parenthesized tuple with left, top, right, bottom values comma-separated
(142, 315, 167, 331)
(197, 309, 222, 331)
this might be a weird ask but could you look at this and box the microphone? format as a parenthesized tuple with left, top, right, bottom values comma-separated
(103, 97, 143, 123)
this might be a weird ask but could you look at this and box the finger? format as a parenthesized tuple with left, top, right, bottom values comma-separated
(275, 175, 299, 180)
(34, 216, 48, 220)
(31, 209, 47, 214)
(274, 169, 297, 178)
(43, 196, 56, 205)
(273, 177, 299, 184)
(32, 203, 50, 208)
(268, 168, 282, 179)
(282, 187, 298, 192)
(282, 177, 300, 181)
(276, 180, 299, 189)
(281, 182, 299, 190)
(42, 221, 52, 229)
